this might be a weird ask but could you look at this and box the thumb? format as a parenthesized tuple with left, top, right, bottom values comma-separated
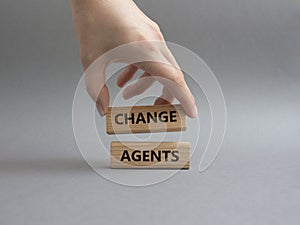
(84, 61, 110, 116)
(95, 85, 110, 116)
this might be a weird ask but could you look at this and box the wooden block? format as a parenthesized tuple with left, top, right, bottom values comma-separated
(110, 142, 190, 169)
(106, 104, 186, 134)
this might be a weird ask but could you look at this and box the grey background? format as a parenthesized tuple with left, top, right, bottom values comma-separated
(0, 0, 299, 224)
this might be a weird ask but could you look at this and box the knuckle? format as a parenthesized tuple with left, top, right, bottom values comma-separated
(150, 22, 164, 40)
(174, 73, 185, 86)
(155, 30, 164, 40)
(136, 63, 148, 72)
(151, 21, 160, 30)
(134, 32, 148, 42)
(132, 32, 159, 51)
(141, 40, 157, 52)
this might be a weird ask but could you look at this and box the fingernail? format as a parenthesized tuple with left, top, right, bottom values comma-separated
(192, 105, 198, 118)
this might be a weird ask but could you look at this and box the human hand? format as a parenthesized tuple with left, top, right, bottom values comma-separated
(71, 0, 197, 118)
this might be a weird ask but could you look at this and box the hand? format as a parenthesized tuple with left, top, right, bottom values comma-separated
(71, 0, 197, 118)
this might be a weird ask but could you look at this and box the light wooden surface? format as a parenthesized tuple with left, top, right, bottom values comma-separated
(111, 142, 190, 169)
(106, 104, 186, 134)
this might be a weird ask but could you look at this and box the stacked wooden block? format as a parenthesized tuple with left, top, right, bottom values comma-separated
(106, 104, 190, 169)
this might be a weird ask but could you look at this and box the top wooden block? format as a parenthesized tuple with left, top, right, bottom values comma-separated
(106, 104, 186, 134)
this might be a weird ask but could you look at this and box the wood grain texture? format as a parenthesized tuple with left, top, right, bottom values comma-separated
(111, 142, 190, 169)
(106, 104, 186, 134)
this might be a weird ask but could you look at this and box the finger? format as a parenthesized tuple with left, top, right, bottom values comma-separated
(95, 85, 110, 116)
(154, 87, 174, 105)
(135, 60, 197, 118)
(85, 62, 110, 116)
(158, 48, 197, 117)
(161, 44, 180, 69)
(166, 78, 197, 118)
(122, 73, 155, 99)
(117, 65, 138, 87)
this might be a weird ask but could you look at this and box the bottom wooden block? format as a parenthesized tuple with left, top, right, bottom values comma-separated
(110, 142, 190, 169)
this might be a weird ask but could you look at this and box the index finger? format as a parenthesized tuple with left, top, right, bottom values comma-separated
(135, 60, 197, 118)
